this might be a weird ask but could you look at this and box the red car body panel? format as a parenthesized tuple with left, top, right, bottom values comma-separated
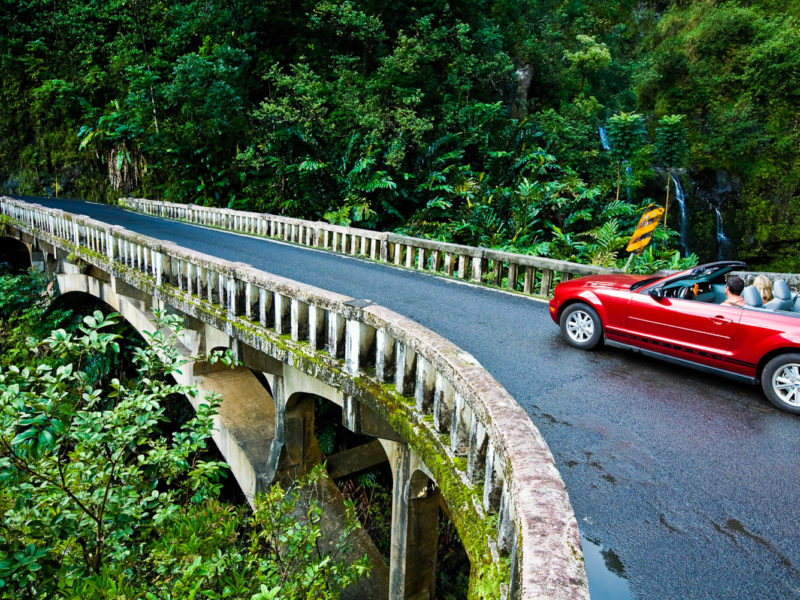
(549, 265, 800, 384)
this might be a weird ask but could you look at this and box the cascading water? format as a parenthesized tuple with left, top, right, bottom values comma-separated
(715, 207, 732, 260)
(599, 126, 611, 151)
(671, 175, 689, 256)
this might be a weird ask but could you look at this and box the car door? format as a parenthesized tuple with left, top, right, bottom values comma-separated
(625, 293, 744, 368)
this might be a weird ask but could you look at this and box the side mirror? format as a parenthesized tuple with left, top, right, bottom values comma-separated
(649, 288, 664, 299)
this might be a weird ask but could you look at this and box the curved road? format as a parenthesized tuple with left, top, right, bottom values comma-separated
(16, 197, 800, 599)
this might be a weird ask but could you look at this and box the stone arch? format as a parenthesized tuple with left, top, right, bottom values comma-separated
(0, 236, 32, 272)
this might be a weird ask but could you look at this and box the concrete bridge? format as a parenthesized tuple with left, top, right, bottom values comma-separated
(1, 195, 595, 600)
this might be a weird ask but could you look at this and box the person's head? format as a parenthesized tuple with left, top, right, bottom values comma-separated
(726, 275, 745, 296)
(753, 274, 773, 303)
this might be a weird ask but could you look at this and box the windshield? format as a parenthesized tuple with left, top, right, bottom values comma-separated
(630, 277, 661, 291)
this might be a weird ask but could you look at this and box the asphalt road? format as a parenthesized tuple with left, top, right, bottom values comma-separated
(15, 196, 800, 600)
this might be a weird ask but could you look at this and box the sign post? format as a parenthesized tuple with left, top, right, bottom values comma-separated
(624, 206, 665, 270)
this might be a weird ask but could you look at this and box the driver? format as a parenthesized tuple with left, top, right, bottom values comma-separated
(721, 275, 746, 307)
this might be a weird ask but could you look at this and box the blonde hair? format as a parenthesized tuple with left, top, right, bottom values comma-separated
(753, 274, 773, 303)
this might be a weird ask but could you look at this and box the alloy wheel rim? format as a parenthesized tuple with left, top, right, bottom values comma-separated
(772, 363, 800, 407)
(566, 311, 594, 343)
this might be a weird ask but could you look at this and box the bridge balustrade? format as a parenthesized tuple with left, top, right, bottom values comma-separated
(120, 197, 613, 297)
(1, 195, 588, 600)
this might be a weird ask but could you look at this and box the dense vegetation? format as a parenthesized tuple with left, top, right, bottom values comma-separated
(0, 271, 368, 598)
(1, 1, 798, 271)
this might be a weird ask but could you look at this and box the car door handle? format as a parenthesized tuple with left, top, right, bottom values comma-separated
(710, 315, 731, 325)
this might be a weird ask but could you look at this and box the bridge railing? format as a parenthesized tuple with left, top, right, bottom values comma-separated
(119, 197, 613, 297)
(2, 195, 587, 600)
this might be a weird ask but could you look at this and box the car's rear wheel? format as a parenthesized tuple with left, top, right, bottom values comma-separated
(761, 353, 800, 414)
(560, 303, 603, 350)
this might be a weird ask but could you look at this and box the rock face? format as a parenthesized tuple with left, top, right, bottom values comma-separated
(688, 168, 742, 261)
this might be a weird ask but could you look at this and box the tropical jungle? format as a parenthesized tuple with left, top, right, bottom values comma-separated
(1, 0, 799, 271)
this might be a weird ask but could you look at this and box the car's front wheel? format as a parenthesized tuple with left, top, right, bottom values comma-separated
(761, 353, 800, 414)
(559, 303, 603, 350)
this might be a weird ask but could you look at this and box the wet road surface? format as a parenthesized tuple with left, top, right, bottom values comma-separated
(14, 196, 800, 599)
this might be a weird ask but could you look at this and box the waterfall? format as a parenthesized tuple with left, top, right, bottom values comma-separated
(715, 208, 732, 260)
(599, 126, 611, 151)
(671, 175, 689, 256)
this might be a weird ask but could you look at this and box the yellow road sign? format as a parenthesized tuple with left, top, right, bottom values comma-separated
(626, 206, 664, 253)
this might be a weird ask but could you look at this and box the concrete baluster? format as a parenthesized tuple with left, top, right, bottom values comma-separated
(360, 236, 368, 257)
(496, 482, 515, 554)
(523, 267, 535, 294)
(394, 244, 403, 266)
(290, 299, 309, 341)
(492, 259, 503, 286)
(457, 255, 468, 279)
(205, 269, 215, 303)
(244, 283, 256, 320)
(307, 304, 326, 350)
(414, 357, 435, 413)
(507, 263, 519, 291)
(472, 257, 487, 283)
(394, 342, 417, 396)
(274, 293, 290, 335)
(430, 250, 441, 273)
(380, 240, 388, 262)
(444, 252, 454, 276)
(375, 329, 396, 382)
(483, 441, 503, 512)
(185, 263, 194, 296)
(540, 269, 554, 296)
(229, 276, 244, 317)
(417, 248, 426, 270)
(327, 312, 346, 359)
(195, 265, 205, 298)
(432, 373, 454, 433)
(259, 288, 274, 328)
(450, 392, 471, 455)
(345, 320, 375, 375)
(466, 418, 488, 484)
(175, 259, 185, 292)
(405, 246, 414, 269)
(217, 272, 226, 309)
(154, 252, 163, 286)
(142, 244, 150, 274)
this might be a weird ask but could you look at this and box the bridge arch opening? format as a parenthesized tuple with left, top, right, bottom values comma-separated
(0, 236, 32, 273)
(52, 293, 249, 504)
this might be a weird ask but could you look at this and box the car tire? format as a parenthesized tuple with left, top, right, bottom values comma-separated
(761, 353, 800, 414)
(559, 303, 603, 350)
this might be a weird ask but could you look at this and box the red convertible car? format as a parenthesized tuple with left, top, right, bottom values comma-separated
(549, 261, 800, 413)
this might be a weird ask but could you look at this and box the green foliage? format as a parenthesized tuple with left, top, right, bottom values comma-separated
(0, 271, 72, 368)
(637, 1, 800, 269)
(3, 0, 797, 269)
(654, 114, 688, 174)
(0, 275, 368, 598)
(607, 112, 649, 203)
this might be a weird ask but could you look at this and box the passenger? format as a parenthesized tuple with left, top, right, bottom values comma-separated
(753, 274, 773, 304)
(721, 275, 746, 307)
